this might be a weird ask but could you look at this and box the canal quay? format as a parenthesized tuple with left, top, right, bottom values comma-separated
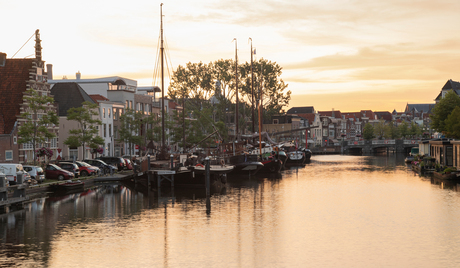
(2, 154, 460, 267)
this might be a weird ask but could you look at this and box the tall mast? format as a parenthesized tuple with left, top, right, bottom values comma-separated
(249, 38, 255, 133)
(160, 3, 166, 151)
(234, 38, 239, 140)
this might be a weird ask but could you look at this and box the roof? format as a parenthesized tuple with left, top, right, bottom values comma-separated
(374, 111, 393, 121)
(298, 113, 315, 124)
(342, 112, 363, 120)
(286, 106, 315, 114)
(318, 110, 342, 118)
(48, 76, 137, 87)
(361, 110, 375, 119)
(405, 104, 434, 114)
(90, 94, 110, 103)
(50, 82, 96, 116)
(436, 79, 460, 101)
(0, 58, 34, 134)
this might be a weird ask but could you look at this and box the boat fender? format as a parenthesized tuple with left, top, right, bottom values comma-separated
(220, 159, 225, 166)
(196, 163, 204, 168)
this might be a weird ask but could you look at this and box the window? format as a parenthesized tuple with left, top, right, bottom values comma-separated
(13, 136, 17, 144)
(103, 123, 107, 137)
(23, 142, 33, 150)
(51, 138, 57, 148)
(5, 150, 13, 161)
(113, 108, 117, 120)
(130, 101, 133, 109)
(109, 124, 112, 137)
(103, 108, 106, 118)
(273, 119, 278, 124)
(69, 149, 78, 161)
(108, 108, 111, 118)
(125, 100, 129, 109)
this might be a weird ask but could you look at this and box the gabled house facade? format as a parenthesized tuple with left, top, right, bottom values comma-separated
(0, 30, 59, 163)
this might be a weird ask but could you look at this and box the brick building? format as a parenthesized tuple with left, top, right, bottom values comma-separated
(0, 30, 58, 163)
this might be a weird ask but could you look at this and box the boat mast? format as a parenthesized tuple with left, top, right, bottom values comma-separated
(160, 3, 166, 152)
(233, 38, 238, 140)
(249, 38, 255, 133)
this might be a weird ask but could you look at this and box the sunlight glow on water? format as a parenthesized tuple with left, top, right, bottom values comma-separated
(2, 154, 460, 267)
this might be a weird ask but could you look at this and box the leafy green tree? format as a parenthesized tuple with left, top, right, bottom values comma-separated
(374, 119, 386, 139)
(363, 123, 375, 140)
(118, 108, 143, 156)
(383, 121, 400, 139)
(398, 121, 410, 138)
(445, 106, 460, 139)
(64, 101, 104, 159)
(431, 90, 460, 133)
(18, 88, 59, 164)
(168, 58, 291, 136)
(409, 122, 422, 138)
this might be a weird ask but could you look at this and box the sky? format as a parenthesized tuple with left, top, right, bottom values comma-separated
(1, 0, 459, 113)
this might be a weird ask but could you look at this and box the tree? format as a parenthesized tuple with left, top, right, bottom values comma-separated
(168, 58, 291, 136)
(398, 121, 410, 138)
(64, 101, 104, 159)
(409, 122, 422, 138)
(363, 123, 375, 140)
(18, 88, 59, 164)
(431, 90, 460, 133)
(374, 119, 386, 139)
(383, 121, 400, 139)
(118, 108, 144, 156)
(445, 106, 460, 139)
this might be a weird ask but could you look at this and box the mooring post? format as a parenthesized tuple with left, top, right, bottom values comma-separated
(205, 157, 211, 213)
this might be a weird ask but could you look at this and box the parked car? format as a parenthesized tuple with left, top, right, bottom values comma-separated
(123, 158, 133, 170)
(0, 163, 26, 185)
(44, 164, 74, 181)
(82, 159, 117, 174)
(23, 165, 45, 183)
(56, 162, 80, 178)
(74, 161, 99, 176)
(96, 156, 125, 171)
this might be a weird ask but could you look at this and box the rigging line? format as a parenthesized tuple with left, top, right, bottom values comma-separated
(12, 32, 35, 58)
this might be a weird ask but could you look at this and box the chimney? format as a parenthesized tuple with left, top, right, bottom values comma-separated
(76, 71, 81, 80)
(46, 64, 53, 80)
(0, 52, 6, 67)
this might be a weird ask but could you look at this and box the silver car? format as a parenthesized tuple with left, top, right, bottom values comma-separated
(23, 165, 45, 183)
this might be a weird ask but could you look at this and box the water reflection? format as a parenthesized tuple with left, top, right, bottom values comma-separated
(2, 154, 460, 267)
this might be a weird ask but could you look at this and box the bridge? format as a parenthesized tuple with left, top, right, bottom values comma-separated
(344, 139, 419, 154)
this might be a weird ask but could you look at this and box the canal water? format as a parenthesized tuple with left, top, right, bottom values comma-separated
(2, 154, 460, 267)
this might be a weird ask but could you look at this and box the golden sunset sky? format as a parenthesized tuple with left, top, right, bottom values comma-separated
(2, 0, 459, 112)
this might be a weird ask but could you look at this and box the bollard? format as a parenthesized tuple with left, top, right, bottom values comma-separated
(170, 154, 174, 170)
(17, 172, 24, 184)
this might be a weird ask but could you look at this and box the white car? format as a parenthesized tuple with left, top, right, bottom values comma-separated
(23, 165, 45, 183)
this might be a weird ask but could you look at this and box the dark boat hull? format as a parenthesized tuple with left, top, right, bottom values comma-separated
(258, 159, 282, 174)
(48, 181, 85, 194)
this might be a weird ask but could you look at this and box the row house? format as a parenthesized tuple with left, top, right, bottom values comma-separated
(49, 74, 160, 156)
(50, 82, 99, 160)
(0, 30, 59, 164)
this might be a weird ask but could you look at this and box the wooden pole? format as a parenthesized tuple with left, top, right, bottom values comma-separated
(205, 157, 211, 214)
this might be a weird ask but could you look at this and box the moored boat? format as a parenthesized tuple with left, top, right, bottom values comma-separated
(48, 180, 85, 195)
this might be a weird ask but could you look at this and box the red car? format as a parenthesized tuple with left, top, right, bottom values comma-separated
(45, 164, 74, 181)
(123, 158, 133, 170)
(75, 161, 99, 176)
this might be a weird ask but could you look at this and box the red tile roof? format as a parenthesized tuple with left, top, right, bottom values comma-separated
(90, 94, 110, 103)
(298, 113, 315, 124)
(0, 58, 34, 134)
